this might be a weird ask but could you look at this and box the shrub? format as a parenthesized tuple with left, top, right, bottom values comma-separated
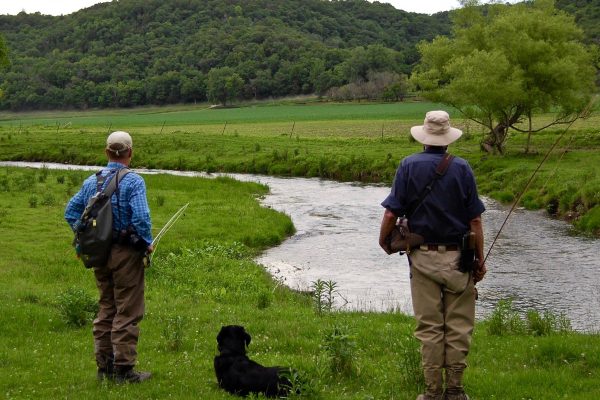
(57, 287, 97, 327)
(161, 315, 186, 351)
(486, 299, 526, 336)
(28, 195, 38, 208)
(256, 290, 273, 310)
(41, 193, 55, 206)
(322, 325, 356, 376)
(526, 310, 572, 336)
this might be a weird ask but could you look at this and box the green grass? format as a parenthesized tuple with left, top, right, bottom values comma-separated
(1, 101, 599, 234)
(1, 166, 599, 399)
(0, 101, 445, 128)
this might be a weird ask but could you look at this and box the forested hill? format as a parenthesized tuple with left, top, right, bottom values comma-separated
(0, 0, 450, 111)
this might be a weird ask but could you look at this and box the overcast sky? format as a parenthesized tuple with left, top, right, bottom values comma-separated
(1, 0, 465, 16)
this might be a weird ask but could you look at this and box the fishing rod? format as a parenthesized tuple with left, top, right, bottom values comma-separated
(146, 202, 189, 265)
(483, 102, 594, 264)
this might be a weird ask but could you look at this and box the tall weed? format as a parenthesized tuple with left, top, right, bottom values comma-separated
(322, 325, 356, 376)
(486, 299, 526, 336)
(56, 287, 97, 327)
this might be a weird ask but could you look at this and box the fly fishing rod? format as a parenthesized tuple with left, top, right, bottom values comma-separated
(483, 102, 594, 264)
(144, 202, 189, 266)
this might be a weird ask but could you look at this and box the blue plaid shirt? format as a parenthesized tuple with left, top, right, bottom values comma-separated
(65, 162, 153, 245)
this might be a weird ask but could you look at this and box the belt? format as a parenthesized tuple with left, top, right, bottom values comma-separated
(419, 244, 459, 252)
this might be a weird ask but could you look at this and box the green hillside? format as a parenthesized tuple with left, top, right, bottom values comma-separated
(0, 0, 450, 110)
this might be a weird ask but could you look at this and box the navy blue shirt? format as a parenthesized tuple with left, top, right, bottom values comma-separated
(381, 147, 485, 243)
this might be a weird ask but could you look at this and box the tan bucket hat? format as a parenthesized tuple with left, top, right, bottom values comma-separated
(410, 110, 462, 146)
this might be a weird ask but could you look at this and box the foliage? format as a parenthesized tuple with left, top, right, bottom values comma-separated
(486, 299, 527, 336)
(397, 333, 424, 393)
(160, 315, 187, 351)
(311, 279, 338, 315)
(526, 309, 572, 336)
(411, 0, 597, 153)
(0, 0, 452, 110)
(486, 299, 573, 337)
(56, 287, 98, 327)
(322, 325, 356, 376)
(207, 67, 244, 106)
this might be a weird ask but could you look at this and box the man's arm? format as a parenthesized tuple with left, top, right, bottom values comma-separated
(379, 209, 398, 254)
(470, 215, 486, 282)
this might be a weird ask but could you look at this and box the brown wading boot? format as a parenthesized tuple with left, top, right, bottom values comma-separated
(444, 368, 469, 400)
(114, 366, 152, 384)
(416, 369, 444, 400)
(96, 355, 115, 381)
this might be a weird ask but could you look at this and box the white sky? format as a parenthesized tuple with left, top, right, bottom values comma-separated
(1, 0, 464, 16)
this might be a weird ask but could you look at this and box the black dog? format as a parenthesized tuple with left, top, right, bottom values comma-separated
(214, 325, 293, 397)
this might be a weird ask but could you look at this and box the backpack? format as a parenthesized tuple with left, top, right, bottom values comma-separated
(74, 168, 129, 268)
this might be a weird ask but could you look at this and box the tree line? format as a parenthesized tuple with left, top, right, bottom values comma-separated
(0, 0, 450, 110)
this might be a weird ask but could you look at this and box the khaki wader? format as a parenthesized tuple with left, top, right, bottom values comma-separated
(409, 249, 475, 397)
(93, 244, 145, 369)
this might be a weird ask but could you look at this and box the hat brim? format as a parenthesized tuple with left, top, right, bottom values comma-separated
(410, 126, 463, 146)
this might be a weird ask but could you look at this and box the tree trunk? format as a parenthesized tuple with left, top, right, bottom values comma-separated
(483, 123, 508, 154)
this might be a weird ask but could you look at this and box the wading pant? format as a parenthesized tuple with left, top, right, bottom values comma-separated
(93, 244, 145, 369)
(409, 249, 475, 395)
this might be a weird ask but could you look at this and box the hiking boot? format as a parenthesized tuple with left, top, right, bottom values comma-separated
(114, 366, 152, 384)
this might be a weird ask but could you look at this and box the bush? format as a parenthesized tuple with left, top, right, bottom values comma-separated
(322, 325, 356, 376)
(28, 195, 38, 208)
(486, 299, 526, 336)
(526, 310, 572, 336)
(56, 287, 97, 327)
(161, 315, 186, 351)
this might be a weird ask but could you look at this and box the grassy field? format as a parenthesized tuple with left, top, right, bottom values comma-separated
(0, 101, 599, 234)
(1, 166, 599, 399)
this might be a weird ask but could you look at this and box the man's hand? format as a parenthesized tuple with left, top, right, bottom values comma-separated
(473, 260, 487, 283)
(379, 209, 398, 255)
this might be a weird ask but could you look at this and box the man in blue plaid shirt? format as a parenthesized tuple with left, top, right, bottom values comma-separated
(65, 131, 153, 383)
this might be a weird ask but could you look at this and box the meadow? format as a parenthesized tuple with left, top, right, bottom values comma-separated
(0, 101, 599, 234)
(0, 104, 600, 400)
(0, 166, 599, 400)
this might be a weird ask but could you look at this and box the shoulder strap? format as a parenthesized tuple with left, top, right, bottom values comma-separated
(99, 168, 130, 197)
(407, 153, 454, 217)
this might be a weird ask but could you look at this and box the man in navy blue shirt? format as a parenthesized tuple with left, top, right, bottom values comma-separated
(65, 131, 153, 384)
(379, 111, 486, 400)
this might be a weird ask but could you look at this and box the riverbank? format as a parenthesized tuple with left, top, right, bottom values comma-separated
(1, 102, 598, 236)
(1, 166, 599, 399)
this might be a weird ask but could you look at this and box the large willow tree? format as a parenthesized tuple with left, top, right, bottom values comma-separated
(411, 0, 597, 153)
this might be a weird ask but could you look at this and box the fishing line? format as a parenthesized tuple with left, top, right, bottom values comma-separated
(150, 202, 189, 262)
(483, 102, 594, 264)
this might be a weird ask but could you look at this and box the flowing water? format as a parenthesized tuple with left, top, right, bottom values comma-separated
(3, 161, 599, 331)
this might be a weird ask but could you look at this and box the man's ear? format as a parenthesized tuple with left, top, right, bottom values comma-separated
(244, 331, 251, 347)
